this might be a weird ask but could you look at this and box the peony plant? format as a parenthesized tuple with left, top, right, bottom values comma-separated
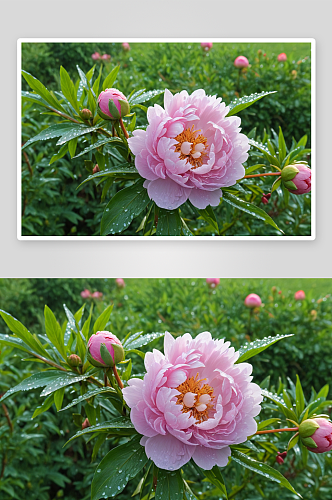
(0, 302, 330, 499)
(21, 58, 311, 237)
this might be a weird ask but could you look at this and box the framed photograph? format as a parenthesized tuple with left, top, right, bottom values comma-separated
(18, 38, 315, 239)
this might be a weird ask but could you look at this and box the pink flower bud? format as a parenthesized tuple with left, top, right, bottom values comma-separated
(300, 418, 332, 453)
(87, 331, 124, 368)
(91, 52, 101, 60)
(101, 54, 111, 61)
(80, 289, 91, 299)
(97, 88, 130, 120)
(93, 164, 100, 174)
(201, 42, 213, 51)
(234, 56, 249, 68)
(276, 451, 287, 464)
(294, 290, 305, 301)
(82, 418, 90, 429)
(277, 53, 287, 62)
(206, 278, 220, 289)
(244, 293, 262, 308)
(287, 164, 311, 195)
(115, 278, 125, 288)
(67, 354, 82, 367)
(91, 291, 103, 299)
(122, 42, 130, 51)
(80, 108, 93, 120)
(261, 192, 271, 205)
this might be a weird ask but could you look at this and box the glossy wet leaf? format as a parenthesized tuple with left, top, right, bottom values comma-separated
(56, 124, 100, 146)
(91, 435, 148, 500)
(248, 139, 281, 168)
(0, 333, 33, 354)
(60, 66, 79, 113)
(197, 206, 219, 233)
(227, 91, 277, 116)
(222, 192, 283, 234)
(100, 179, 150, 235)
(93, 304, 113, 334)
(73, 137, 123, 158)
(156, 209, 182, 236)
(261, 390, 297, 420)
(237, 334, 293, 363)
(22, 70, 64, 111)
(102, 66, 120, 91)
(44, 305, 67, 359)
(40, 373, 91, 397)
(78, 164, 139, 188)
(65, 417, 136, 445)
(60, 387, 117, 411)
(231, 450, 302, 497)
(22, 123, 77, 150)
(203, 466, 228, 498)
(155, 469, 184, 500)
(129, 89, 164, 105)
(0, 370, 68, 402)
(123, 331, 164, 350)
(0, 310, 47, 357)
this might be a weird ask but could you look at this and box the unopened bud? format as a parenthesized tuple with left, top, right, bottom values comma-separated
(82, 418, 90, 429)
(80, 108, 93, 120)
(93, 165, 100, 174)
(67, 354, 82, 367)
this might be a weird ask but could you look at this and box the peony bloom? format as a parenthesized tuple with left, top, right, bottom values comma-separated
(288, 164, 311, 195)
(244, 294, 262, 308)
(81, 289, 91, 299)
(277, 53, 287, 62)
(294, 290, 305, 301)
(122, 42, 130, 51)
(91, 291, 103, 299)
(115, 278, 125, 288)
(128, 89, 249, 210)
(201, 42, 213, 51)
(91, 52, 101, 60)
(206, 278, 220, 289)
(234, 56, 249, 68)
(299, 418, 332, 453)
(97, 88, 130, 120)
(123, 331, 262, 471)
(87, 331, 124, 367)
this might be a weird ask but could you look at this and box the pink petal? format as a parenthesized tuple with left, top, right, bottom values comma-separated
(192, 445, 231, 469)
(144, 434, 194, 471)
(188, 188, 222, 209)
(145, 177, 191, 210)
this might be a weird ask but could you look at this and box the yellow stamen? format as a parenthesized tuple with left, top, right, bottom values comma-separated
(174, 125, 208, 169)
(176, 373, 214, 423)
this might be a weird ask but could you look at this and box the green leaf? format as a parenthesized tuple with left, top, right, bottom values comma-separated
(155, 469, 184, 500)
(257, 418, 281, 431)
(77, 164, 139, 188)
(68, 137, 78, 158)
(65, 417, 136, 445)
(248, 139, 281, 168)
(49, 143, 69, 165)
(237, 334, 293, 363)
(0, 333, 33, 354)
(44, 305, 67, 359)
(278, 127, 287, 162)
(91, 436, 148, 500)
(60, 387, 119, 412)
(60, 66, 79, 113)
(222, 192, 283, 234)
(123, 332, 164, 350)
(203, 466, 228, 498)
(129, 89, 164, 105)
(56, 124, 100, 146)
(100, 179, 150, 235)
(295, 375, 306, 416)
(227, 91, 277, 116)
(0, 310, 47, 357)
(245, 164, 266, 175)
(22, 123, 93, 150)
(0, 370, 68, 402)
(32, 394, 54, 418)
(54, 387, 65, 411)
(40, 373, 90, 397)
(21, 70, 64, 112)
(231, 450, 302, 498)
(156, 209, 182, 236)
(73, 137, 123, 158)
(271, 177, 282, 193)
(93, 304, 114, 334)
(102, 66, 120, 91)
(197, 206, 219, 233)
(261, 390, 297, 420)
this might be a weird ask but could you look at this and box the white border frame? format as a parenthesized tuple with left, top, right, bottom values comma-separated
(17, 38, 316, 241)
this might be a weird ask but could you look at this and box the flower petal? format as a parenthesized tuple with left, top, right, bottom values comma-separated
(144, 434, 194, 471)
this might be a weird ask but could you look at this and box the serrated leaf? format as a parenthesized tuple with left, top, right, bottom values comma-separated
(237, 334, 293, 363)
(222, 192, 283, 234)
(155, 469, 184, 500)
(231, 450, 301, 497)
(124, 331, 164, 350)
(156, 209, 182, 236)
(227, 91, 277, 116)
(129, 89, 164, 105)
(60, 387, 119, 412)
(100, 179, 150, 235)
(91, 436, 148, 500)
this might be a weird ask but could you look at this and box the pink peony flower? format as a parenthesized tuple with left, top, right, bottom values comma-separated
(201, 42, 213, 51)
(206, 278, 220, 289)
(244, 294, 262, 308)
(127, 89, 249, 210)
(91, 52, 101, 60)
(101, 54, 111, 61)
(122, 331, 262, 471)
(277, 53, 287, 62)
(87, 331, 124, 367)
(97, 88, 130, 120)
(288, 164, 311, 195)
(115, 278, 125, 288)
(234, 56, 249, 68)
(81, 289, 91, 299)
(294, 290, 305, 301)
(306, 419, 332, 453)
(122, 42, 130, 51)
(91, 291, 103, 299)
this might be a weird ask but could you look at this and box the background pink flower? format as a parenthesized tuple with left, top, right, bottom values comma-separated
(91, 52, 100, 60)
(80, 289, 91, 298)
(206, 278, 220, 288)
(244, 293, 262, 308)
(101, 54, 111, 61)
(123, 331, 262, 471)
(201, 42, 213, 51)
(234, 56, 249, 68)
(277, 53, 287, 62)
(128, 89, 249, 210)
(122, 42, 130, 51)
(91, 291, 103, 299)
(294, 290, 305, 300)
(115, 278, 125, 288)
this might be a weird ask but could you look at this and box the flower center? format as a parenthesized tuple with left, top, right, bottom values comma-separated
(174, 125, 208, 169)
(176, 373, 214, 423)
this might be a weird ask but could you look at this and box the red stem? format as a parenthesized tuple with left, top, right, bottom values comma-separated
(255, 427, 298, 435)
(119, 118, 129, 139)
(112, 365, 124, 389)
(243, 172, 281, 179)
